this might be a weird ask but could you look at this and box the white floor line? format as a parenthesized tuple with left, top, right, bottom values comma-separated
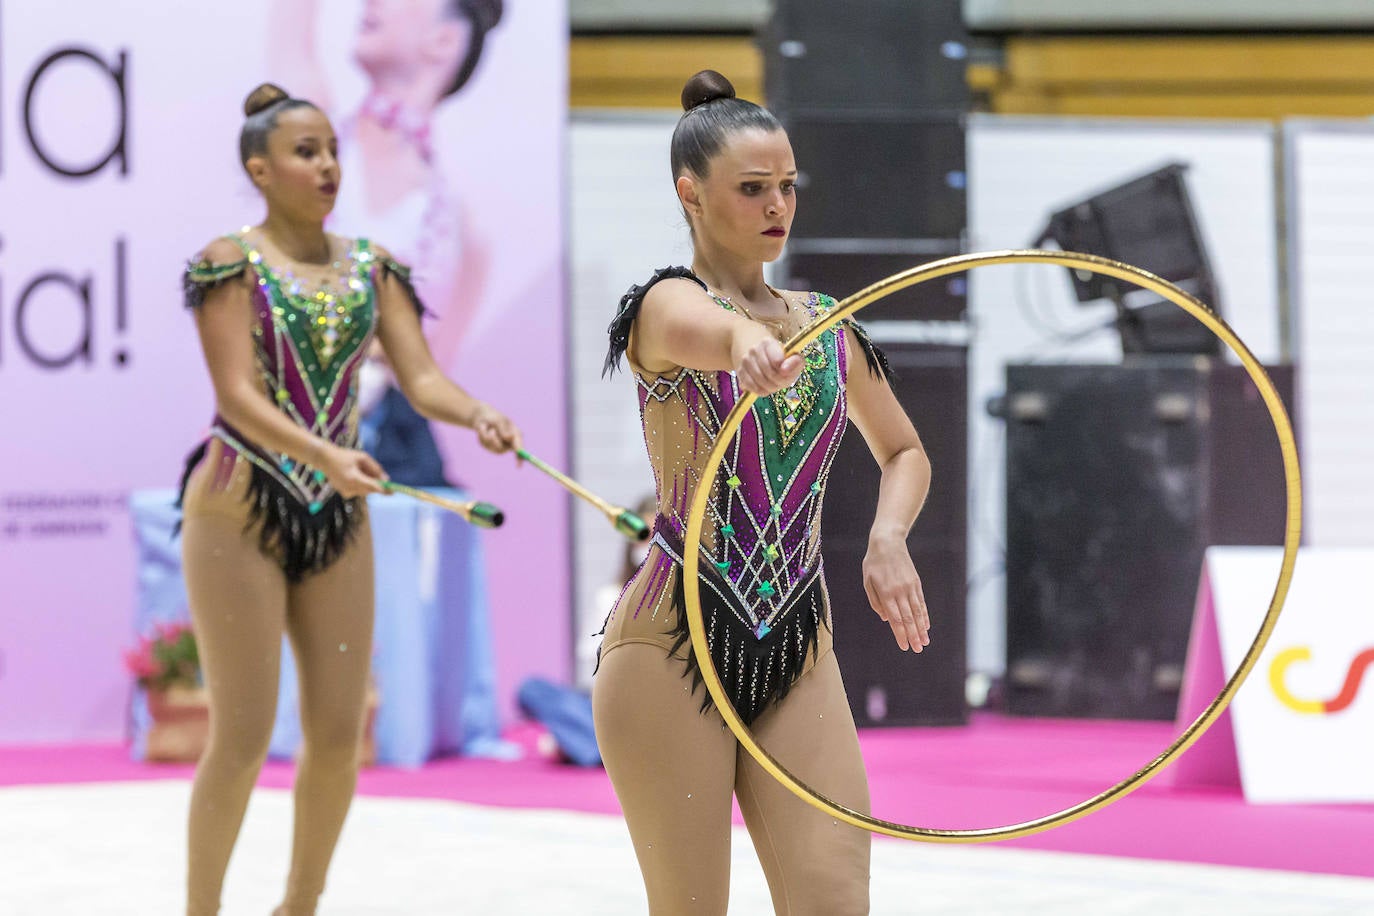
(2, 781, 1372, 915)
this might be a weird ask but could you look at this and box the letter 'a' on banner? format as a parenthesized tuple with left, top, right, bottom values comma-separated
(1173, 547, 1374, 804)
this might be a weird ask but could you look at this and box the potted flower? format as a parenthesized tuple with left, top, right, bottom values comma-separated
(124, 621, 382, 766)
(124, 621, 208, 762)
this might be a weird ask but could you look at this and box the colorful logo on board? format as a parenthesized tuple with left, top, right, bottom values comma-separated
(1269, 647, 1374, 714)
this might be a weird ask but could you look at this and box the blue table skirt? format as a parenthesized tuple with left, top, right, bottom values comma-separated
(128, 488, 503, 767)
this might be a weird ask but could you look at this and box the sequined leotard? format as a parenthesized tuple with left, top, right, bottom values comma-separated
(599, 267, 891, 723)
(179, 232, 423, 581)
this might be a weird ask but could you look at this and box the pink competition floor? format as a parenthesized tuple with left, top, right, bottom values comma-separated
(3, 714, 1369, 878)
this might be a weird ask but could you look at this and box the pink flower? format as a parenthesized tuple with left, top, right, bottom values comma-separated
(122, 647, 160, 680)
(124, 621, 200, 688)
(154, 621, 191, 643)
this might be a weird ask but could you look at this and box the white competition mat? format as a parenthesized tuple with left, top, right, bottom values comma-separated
(2, 781, 1372, 914)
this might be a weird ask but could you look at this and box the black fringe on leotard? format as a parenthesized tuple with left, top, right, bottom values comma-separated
(174, 442, 362, 583)
(665, 570, 827, 725)
(657, 523, 828, 725)
(843, 318, 896, 384)
(379, 257, 430, 318)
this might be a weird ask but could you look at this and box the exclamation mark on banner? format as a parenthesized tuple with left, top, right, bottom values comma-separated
(113, 236, 129, 367)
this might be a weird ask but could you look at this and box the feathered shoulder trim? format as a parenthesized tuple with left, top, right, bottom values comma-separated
(842, 317, 896, 384)
(374, 251, 428, 317)
(603, 266, 707, 377)
(182, 258, 248, 309)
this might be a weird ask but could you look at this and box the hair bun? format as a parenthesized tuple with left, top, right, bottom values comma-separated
(465, 0, 504, 30)
(681, 70, 736, 112)
(243, 83, 290, 117)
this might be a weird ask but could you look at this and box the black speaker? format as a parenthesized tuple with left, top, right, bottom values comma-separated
(786, 115, 966, 241)
(1002, 362, 1296, 720)
(823, 344, 968, 726)
(765, 0, 971, 116)
(785, 243, 967, 322)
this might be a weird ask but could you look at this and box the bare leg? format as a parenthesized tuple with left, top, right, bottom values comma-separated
(735, 650, 872, 915)
(275, 519, 376, 915)
(183, 496, 288, 916)
(594, 644, 738, 915)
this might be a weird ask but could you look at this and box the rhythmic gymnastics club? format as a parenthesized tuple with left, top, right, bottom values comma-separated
(515, 448, 650, 542)
(381, 481, 505, 529)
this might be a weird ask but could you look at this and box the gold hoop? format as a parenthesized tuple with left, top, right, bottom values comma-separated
(681, 249, 1302, 842)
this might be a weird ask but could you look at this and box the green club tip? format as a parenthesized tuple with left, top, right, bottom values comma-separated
(615, 511, 651, 542)
(469, 502, 505, 529)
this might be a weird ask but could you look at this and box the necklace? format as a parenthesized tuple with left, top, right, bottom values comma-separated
(241, 229, 360, 305)
(708, 286, 792, 327)
(359, 92, 434, 163)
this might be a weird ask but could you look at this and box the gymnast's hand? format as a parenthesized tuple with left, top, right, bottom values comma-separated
(470, 402, 524, 456)
(318, 445, 389, 498)
(862, 532, 931, 652)
(735, 335, 803, 396)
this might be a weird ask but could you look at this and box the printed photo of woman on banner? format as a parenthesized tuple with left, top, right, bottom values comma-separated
(262, 0, 570, 721)
(271, 0, 502, 371)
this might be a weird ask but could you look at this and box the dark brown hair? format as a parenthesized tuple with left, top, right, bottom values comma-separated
(442, 0, 503, 98)
(670, 70, 783, 180)
(239, 83, 320, 168)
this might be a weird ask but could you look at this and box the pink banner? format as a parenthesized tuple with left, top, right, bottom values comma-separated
(0, 0, 568, 742)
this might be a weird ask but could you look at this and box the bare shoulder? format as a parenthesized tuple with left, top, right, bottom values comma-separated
(629, 277, 710, 374)
(641, 275, 711, 311)
(363, 238, 397, 263)
(193, 236, 246, 267)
